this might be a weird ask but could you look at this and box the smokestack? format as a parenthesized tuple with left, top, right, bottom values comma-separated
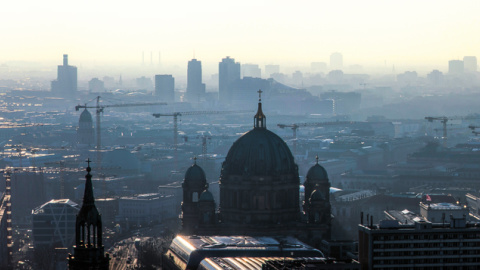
(63, 54, 68, 66)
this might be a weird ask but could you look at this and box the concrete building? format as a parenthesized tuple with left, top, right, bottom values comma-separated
(359, 216, 480, 269)
(51, 54, 77, 97)
(265, 64, 280, 78)
(88, 78, 104, 92)
(155, 75, 175, 102)
(463, 56, 477, 72)
(116, 193, 176, 226)
(330, 52, 343, 71)
(448, 60, 464, 74)
(242, 63, 261, 78)
(10, 169, 45, 225)
(31, 199, 79, 248)
(186, 59, 206, 102)
(0, 193, 11, 269)
(219, 56, 240, 104)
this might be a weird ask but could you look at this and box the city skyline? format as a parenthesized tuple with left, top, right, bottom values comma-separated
(1, 0, 479, 69)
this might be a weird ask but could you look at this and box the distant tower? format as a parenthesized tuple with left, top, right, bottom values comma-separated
(51, 54, 77, 97)
(330, 52, 343, 71)
(155, 75, 175, 102)
(448, 60, 464, 74)
(463, 56, 477, 72)
(77, 108, 95, 146)
(303, 156, 331, 230)
(219, 56, 241, 104)
(68, 160, 110, 270)
(186, 59, 206, 102)
(181, 158, 208, 235)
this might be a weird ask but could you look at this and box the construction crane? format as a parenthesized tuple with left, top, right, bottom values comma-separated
(152, 110, 250, 169)
(277, 121, 356, 155)
(425, 116, 480, 147)
(75, 96, 167, 169)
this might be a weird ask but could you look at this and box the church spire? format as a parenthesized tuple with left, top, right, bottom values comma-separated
(254, 89, 266, 129)
(69, 159, 109, 269)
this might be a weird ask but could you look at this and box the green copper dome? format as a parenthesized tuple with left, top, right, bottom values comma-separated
(221, 128, 297, 177)
(306, 163, 329, 182)
(184, 162, 207, 188)
(79, 108, 93, 123)
(199, 190, 215, 202)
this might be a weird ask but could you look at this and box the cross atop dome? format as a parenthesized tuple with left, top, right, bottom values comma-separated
(254, 89, 266, 129)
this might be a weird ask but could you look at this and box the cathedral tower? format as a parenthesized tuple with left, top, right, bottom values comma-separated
(68, 160, 109, 269)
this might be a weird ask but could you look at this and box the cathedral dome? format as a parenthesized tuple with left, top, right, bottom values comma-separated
(222, 128, 296, 177)
(306, 163, 329, 182)
(184, 161, 207, 188)
(79, 108, 93, 123)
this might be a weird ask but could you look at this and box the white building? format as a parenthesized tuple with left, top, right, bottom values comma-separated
(31, 199, 79, 248)
(116, 193, 176, 226)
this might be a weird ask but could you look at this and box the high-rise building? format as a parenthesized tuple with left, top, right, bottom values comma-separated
(448, 60, 464, 74)
(88, 78, 104, 93)
(330, 52, 343, 70)
(463, 56, 477, 72)
(51, 54, 77, 97)
(242, 64, 261, 78)
(265, 64, 280, 78)
(68, 161, 110, 269)
(155, 75, 175, 102)
(186, 59, 206, 102)
(219, 56, 240, 104)
(32, 199, 79, 248)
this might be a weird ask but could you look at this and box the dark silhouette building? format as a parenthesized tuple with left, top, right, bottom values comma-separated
(181, 91, 331, 246)
(155, 74, 175, 102)
(68, 160, 110, 269)
(77, 108, 94, 146)
(51, 54, 77, 97)
(186, 59, 205, 102)
(219, 56, 240, 104)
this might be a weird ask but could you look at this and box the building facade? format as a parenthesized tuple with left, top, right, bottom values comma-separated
(218, 56, 240, 104)
(186, 59, 206, 102)
(32, 199, 79, 248)
(51, 54, 77, 97)
(155, 74, 175, 102)
(359, 217, 480, 270)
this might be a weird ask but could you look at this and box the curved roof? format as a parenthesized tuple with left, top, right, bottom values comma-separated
(222, 128, 296, 177)
(306, 163, 329, 182)
(79, 108, 93, 123)
(184, 162, 207, 187)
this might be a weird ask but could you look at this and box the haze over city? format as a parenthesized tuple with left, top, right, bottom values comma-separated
(2, 0, 479, 75)
(3, 1, 480, 269)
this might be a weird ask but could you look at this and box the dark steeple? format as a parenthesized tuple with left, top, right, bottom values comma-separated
(68, 159, 109, 269)
(254, 89, 266, 129)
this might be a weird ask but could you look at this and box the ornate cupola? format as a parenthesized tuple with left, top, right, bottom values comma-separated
(181, 157, 208, 235)
(254, 89, 266, 128)
(68, 159, 109, 270)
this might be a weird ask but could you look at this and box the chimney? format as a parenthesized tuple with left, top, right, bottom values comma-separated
(63, 54, 68, 66)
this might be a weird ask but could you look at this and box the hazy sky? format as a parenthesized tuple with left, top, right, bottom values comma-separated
(2, 0, 479, 69)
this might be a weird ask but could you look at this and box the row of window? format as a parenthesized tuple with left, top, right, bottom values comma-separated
(373, 241, 480, 249)
(374, 249, 480, 257)
(373, 233, 480, 241)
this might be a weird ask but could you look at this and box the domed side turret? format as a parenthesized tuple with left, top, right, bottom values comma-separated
(199, 190, 215, 202)
(79, 108, 93, 124)
(184, 158, 207, 188)
(306, 156, 329, 182)
(309, 188, 326, 202)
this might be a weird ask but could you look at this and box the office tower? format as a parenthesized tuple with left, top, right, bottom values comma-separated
(68, 162, 110, 269)
(330, 52, 343, 70)
(155, 75, 175, 102)
(265, 64, 280, 78)
(448, 60, 464, 74)
(32, 199, 79, 248)
(219, 56, 240, 104)
(359, 216, 480, 269)
(427, 70, 444, 86)
(186, 59, 206, 102)
(88, 78, 104, 92)
(463, 56, 477, 72)
(51, 54, 77, 97)
(242, 64, 261, 78)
